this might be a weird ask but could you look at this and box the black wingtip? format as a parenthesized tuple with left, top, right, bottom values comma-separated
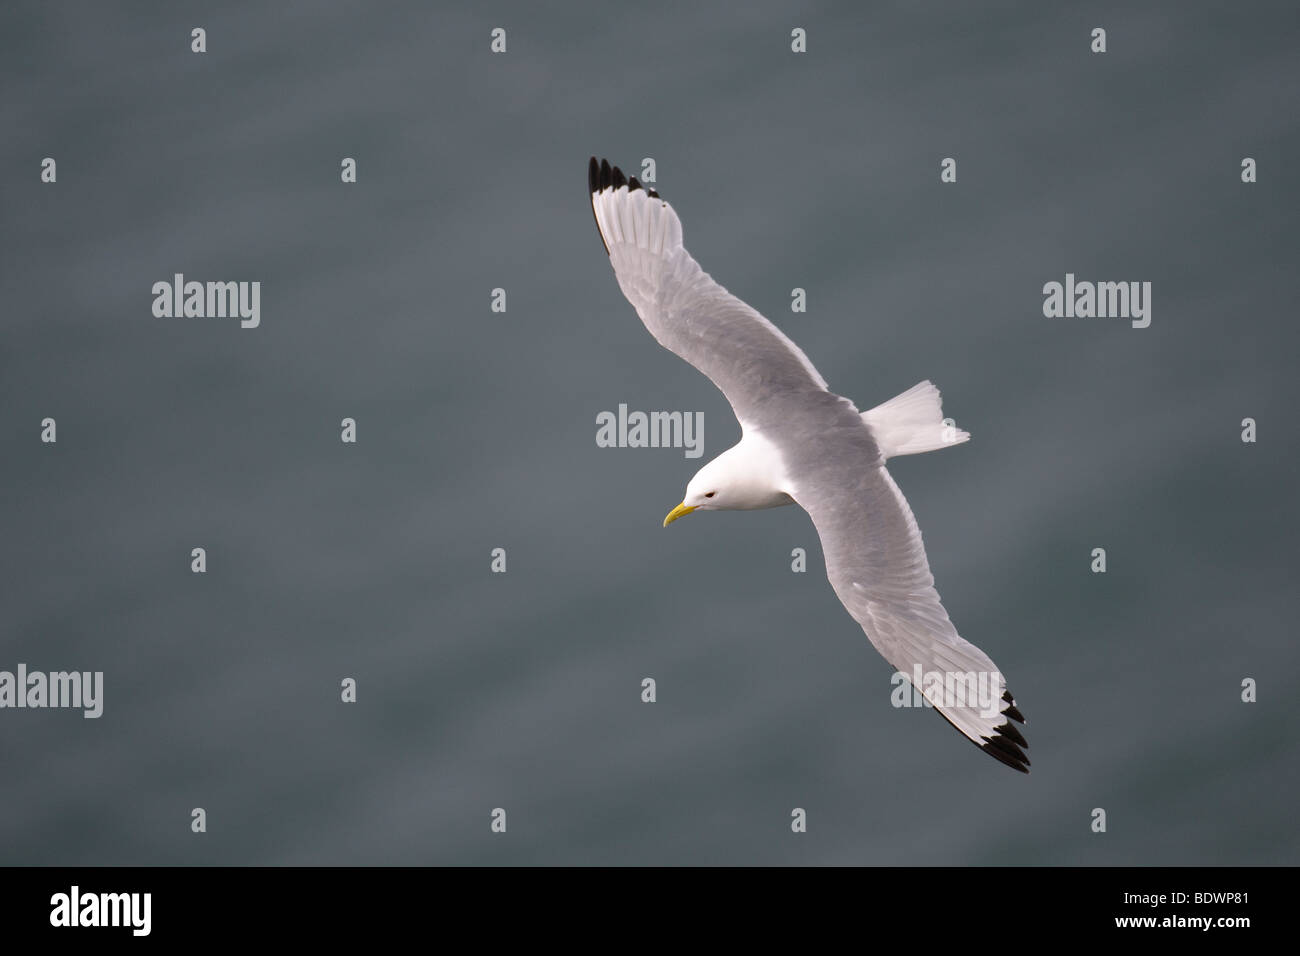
(1002, 689, 1026, 724)
(590, 156, 663, 200)
(929, 692, 1031, 774)
(588, 156, 667, 256)
(980, 689, 1030, 772)
(588, 157, 609, 256)
(980, 726, 1031, 773)
(996, 719, 1028, 749)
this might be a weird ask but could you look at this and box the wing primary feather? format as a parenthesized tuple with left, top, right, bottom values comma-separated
(995, 718, 1028, 749)
(588, 157, 609, 255)
(634, 189, 649, 246)
(586, 155, 827, 422)
(1002, 692, 1026, 723)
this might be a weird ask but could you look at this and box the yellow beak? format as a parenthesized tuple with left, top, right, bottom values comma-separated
(663, 502, 697, 527)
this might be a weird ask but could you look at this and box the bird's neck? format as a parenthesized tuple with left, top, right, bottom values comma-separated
(714, 431, 795, 510)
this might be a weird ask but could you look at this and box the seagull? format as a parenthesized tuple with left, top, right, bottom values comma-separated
(587, 157, 1029, 772)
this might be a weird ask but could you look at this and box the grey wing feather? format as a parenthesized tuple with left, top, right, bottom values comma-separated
(589, 157, 831, 432)
(796, 463, 1029, 772)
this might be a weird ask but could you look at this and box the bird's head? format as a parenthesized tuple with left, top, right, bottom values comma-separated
(662, 458, 732, 526)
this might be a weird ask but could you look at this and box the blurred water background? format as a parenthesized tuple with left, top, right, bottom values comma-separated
(1, 1, 1297, 864)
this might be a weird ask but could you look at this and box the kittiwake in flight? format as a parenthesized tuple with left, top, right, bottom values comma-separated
(587, 157, 1029, 772)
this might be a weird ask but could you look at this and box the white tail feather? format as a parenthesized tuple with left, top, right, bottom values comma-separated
(861, 380, 969, 459)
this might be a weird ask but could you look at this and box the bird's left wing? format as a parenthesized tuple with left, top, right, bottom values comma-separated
(589, 157, 834, 431)
(795, 460, 1031, 772)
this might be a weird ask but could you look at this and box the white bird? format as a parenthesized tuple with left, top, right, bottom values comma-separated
(588, 158, 1029, 772)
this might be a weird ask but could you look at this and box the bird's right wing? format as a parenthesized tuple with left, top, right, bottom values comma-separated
(795, 461, 1030, 772)
(589, 157, 835, 431)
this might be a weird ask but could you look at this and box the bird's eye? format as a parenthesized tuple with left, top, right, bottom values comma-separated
(705, 492, 715, 498)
